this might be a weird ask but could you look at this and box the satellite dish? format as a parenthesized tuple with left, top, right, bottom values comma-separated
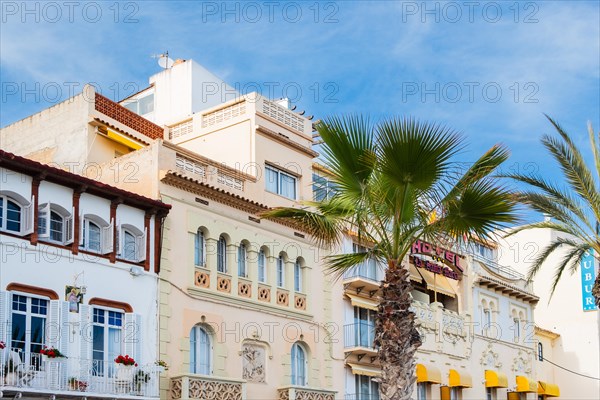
(158, 54, 174, 69)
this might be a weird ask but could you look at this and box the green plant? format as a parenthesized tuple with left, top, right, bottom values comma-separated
(155, 359, 169, 370)
(133, 370, 150, 390)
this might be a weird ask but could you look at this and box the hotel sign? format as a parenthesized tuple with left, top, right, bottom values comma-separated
(581, 250, 598, 312)
(411, 239, 464, 272)
(410, 255, 460, 280)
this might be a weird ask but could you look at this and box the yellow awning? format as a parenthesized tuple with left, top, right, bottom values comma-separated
(449, 369, 472, 388)
(538, 381, 560, 397)
(106, 129, 143, 150)
(419, 269, 456, 298)
(516, 376, 537, 393)
(409, 263, 423, 282)
(485, 370, 508, 388)
(348, 363, 382, 377)
(347, 294, 379, 311)
(416, 363, 441, 384)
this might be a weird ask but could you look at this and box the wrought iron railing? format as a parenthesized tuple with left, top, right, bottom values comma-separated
(344, 322, 376, 349)
(0, 347, 160, 397)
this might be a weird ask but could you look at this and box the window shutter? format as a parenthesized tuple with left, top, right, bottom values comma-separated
(0, 291, 12, 347)
(124, 313, 142, 364)
(137, 228, 147, 262)
(101, 219, 114, 254)
(79, 305, 92, 362)
(65, 212, 74, 244)
(60, 301, 70, 355)
(47, 300, 61, 349)
(79, 213, 85, 246)
(115, 224, 121, 256)
(38, 203, 51, 238)
(21, 196, 35, 235)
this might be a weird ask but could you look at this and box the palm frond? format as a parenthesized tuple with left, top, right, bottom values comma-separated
(527, 237, 584, 281)
(323, 251, 376, 280)
(548, 243, 591, 300)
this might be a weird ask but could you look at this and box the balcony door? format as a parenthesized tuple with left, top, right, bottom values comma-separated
(354, 307, 375, 348)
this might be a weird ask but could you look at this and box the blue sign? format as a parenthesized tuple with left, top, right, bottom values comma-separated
(581, 250, 598, 311)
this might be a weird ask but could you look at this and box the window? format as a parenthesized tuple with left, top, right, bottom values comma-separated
(354, 307, 375, 348)
(538, 342, 543, 361)
(11, 294, 47, 364)
(81, 219, 102, 252)
(258, 249, 266, 283)
(417, 383, 427, 400)
(190, 325, 211, 375)
(265, 165, 297, 200)
(450, 387, 459, 400)
(0, 196, 22, 232)
(294, 259, 302, 292)
(238, 243, 247, 277)
(122, 230, 136, 261)
(312, 173, 337, 201)
(352, 243, 377, 280)
(92, 308, 123, 376)
(194, 229, 206, 266)
(217, 236, 227, 273)
(291, 342, 307, 386)
(513, 317, 520, 341)
(355, 374, 380, 400)
(124, 93, 154, 116)
(277, 255, 285, 287)
(474, 242, 495, 260)
(486, 388, 496, 400)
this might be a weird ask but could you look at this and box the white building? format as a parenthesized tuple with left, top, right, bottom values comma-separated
(0, 150, 170, 398)
(498, 225, 600, 400)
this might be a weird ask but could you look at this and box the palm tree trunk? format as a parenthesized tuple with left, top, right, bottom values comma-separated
(376, 261, 422, 400)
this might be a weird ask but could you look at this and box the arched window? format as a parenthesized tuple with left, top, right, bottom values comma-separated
(277, 255, 285, 288)
(294, 258, 302, 292)
(83, 219, 101, 252)
(238, 242, 247, 277)
(123, 230, 136, 260)
(190, 325, 212, 375)
(538, 342, 543, 361)
(194, 229, 206, 266)
(217, 236, 227, 273)
(291, 342, 307, 386)
(0, 196, 22, 232)
(258, 248, 267, 283)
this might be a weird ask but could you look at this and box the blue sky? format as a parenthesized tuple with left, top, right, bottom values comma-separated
(1, 1, 599, 197)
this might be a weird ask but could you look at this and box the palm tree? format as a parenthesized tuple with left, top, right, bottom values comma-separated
(505, 115, 600, 304)
(261, 116, 517, 400)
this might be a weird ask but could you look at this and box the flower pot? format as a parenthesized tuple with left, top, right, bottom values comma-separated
(116, 364, 135, 381)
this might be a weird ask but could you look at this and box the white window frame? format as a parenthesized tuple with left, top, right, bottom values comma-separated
(291, 342, 307, 386)
(0, 194, 32, 235)
(417, 383, 427, 400)
(258, 249, 266, 283)
(265, 165, 297, 200)
(10, 292, 48, 363)
(38, 204, 73, 245)
(277, 255, 285, 288)
(217, 236, 227, 273)
(354, 374, 380, 400)
(81, 216, 113, 254)
(118, 225, 146, 262)
(91, 306, 124, 377)
(190, 324, 212, 375)
(195, 229, 206, 267)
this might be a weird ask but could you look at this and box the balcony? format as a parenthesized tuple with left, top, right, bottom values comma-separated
(170, 374, 245, 400)
(277, 386, 336, 400)
(342, 264, 384, 297)
(344, 322, 378, 359)
(0, 348, 160, 398)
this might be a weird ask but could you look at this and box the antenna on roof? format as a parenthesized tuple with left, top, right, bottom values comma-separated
(152, 51, 174, 69)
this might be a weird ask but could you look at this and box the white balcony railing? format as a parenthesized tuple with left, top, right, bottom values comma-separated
(0, 348, 160, 397)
